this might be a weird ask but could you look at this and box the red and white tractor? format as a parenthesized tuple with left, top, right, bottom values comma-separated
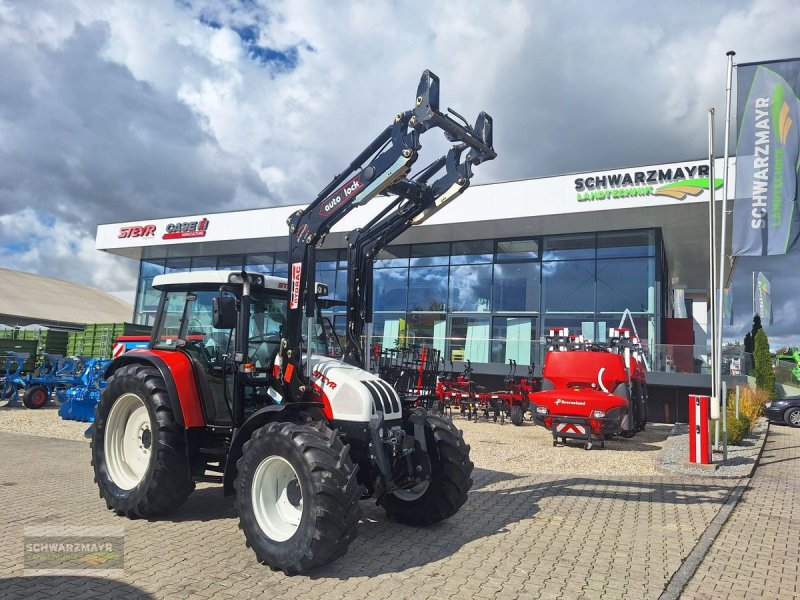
(90, 70, 495, 574)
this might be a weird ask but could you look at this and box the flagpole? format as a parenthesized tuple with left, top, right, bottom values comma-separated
(708, 108, 717, 405)
(716, 50, 735, 430)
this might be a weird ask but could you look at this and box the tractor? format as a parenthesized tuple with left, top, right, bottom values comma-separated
(90, 70, 495, 574)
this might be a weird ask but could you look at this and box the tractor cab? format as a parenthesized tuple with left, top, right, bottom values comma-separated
(147, 270, 338, 427)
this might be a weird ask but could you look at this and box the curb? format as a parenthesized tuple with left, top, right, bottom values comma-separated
(658, 478, 748, 600)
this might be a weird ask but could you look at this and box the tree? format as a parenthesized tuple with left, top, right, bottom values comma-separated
(753, 328, 776, 399)
(751, 315, 763, 339)
(744, 332, 754, 354)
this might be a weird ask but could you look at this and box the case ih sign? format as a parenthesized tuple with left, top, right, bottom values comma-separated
(118, 224, 156, 239)
(163, 218, 210, 240)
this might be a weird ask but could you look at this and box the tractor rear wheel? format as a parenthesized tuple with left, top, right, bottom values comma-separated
(23, 385, 49, 409)
(510, 404, 525, 426)
(380, 412, 473, 525)
(235, 420, 361, 575)
(91, 364, 194, 517)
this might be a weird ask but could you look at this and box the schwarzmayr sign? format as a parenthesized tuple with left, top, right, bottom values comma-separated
(574, 164, 722, 202)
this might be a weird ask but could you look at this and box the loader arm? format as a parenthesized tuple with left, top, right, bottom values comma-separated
(342, 135, 496, 368)
(279, 69, 496, 400)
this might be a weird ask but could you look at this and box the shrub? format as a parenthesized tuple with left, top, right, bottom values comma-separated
(753, 329, 777, 399)
(726, 412, 752, 445)
(729, 386, 769, 425)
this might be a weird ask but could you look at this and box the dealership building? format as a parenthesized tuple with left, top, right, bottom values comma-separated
(96, 158, 734, 422)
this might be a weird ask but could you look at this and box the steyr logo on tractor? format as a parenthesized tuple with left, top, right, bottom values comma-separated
(289, 262, 302, 309)
(318, 175, 362, 217)
(118, 224, 156, 238)
(163, 218, 209, 240)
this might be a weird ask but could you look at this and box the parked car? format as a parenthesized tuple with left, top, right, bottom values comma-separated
(764, 397, 800, 427)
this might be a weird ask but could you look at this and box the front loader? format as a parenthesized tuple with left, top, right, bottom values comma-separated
(90, 70, 495, 574)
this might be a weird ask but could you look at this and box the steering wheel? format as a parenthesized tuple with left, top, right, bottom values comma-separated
(248, 333, 282, 371)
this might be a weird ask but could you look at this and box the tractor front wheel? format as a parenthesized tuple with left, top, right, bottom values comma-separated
(379, 412, 473, 525)
(91, 364, 194, 517)
(23, 385, 49, 409)
(235, 420, 361, 575)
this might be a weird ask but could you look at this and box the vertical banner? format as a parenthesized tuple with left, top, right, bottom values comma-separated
(732, 59, 800, 256)
(673, 287, 687, 318)
(754, 271, 772, 324)
(722, 287, 733, 325)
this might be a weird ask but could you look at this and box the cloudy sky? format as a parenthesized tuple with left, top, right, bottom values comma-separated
(1, 0, 799, 343)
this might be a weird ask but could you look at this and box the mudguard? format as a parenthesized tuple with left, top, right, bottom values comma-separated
(104, 349, 205, 428)
(222, 402, 326, 496)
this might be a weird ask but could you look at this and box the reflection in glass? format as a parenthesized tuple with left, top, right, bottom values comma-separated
(217, 255, 244, 270)
(373, 268, 408, 312)
(449, 264, 492, 312)
(410, 242, 450, 266)
(449, 316, 491, 363)
(596, 258, 653, 312)
(597, 230, 654, 258)
(408, 266, 448, 311)
(450, 240, 493, 264)
(491, 317, 537, 365)
(496, 239, 539, 261)
(406, 313, 447, 356)
(245, 254, 273, 274)
(542, 260, 595, 312)
(493, 263, 540, 312)
(140, 260, 165, 278)
(375, 245, 410, 267)
(543, 234, 595, 260)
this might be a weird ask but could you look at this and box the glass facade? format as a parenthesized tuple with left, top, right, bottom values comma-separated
(134, 229, 663, 365)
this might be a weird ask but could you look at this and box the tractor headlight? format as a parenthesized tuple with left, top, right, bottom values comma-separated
(592, 410, 606, 419)
(535, 406, 548, 415)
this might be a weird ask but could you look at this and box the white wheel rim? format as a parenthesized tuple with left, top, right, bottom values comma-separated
(251, 456, 304, 542)
(392, 480, 429, 501)
(790, 411, 800, 426)
(104, 393, 152, 491)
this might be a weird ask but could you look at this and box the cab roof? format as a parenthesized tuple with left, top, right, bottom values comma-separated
(152, 270, 329, 296)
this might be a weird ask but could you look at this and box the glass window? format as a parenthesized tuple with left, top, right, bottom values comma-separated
(406, 313, 447, 356)
(337, 249, 349, 269)
(541, 315, 597, 342)
(491, 317, 537, 365)
(450, 240, 493, 265)
(596, 258, 654, 312)
(493, 263, 540, 312)
(496, 239, 539, 262)
(542, 260, 595, 313)
(449, 316, 491, 363)
(140, 260, 165, 278)
(154, 292, 187, 348)
(316, 249, 338, 270)
(245, 253, 273, 274)
(597, 230, 654, 258)
(410, 243, 450, 266)
(273, 252, 289, 277)
(543, 234, 596, 260)
(135, 277, 160, 316)
(375, 245, 410, 267)
(218, 255, 244, 270)
(595, 314, 655, 344)
(449, 264, 492, 312)
(165, 257, 191, 273)
(332, 270, 347, 311)
(408, 266, 449, 312)
(373, 268, 408, 312)
(191, 256, 216, 271)
(373, 313, 407, 348)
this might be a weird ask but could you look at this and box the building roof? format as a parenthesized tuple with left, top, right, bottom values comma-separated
(0, 268, 133, 327)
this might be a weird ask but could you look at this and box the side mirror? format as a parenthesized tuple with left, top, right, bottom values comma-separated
(212, 295, 238, 330)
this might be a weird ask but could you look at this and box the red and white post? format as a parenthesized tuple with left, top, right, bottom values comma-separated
(688, 394, 712, 464)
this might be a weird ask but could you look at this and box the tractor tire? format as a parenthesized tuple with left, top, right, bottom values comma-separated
(379, 412, 473, 526)
(235, 420, 361, 575)
(510, 404, 524, 426)
(23, 385, 49, 409)
(91, 363, 194, 517)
